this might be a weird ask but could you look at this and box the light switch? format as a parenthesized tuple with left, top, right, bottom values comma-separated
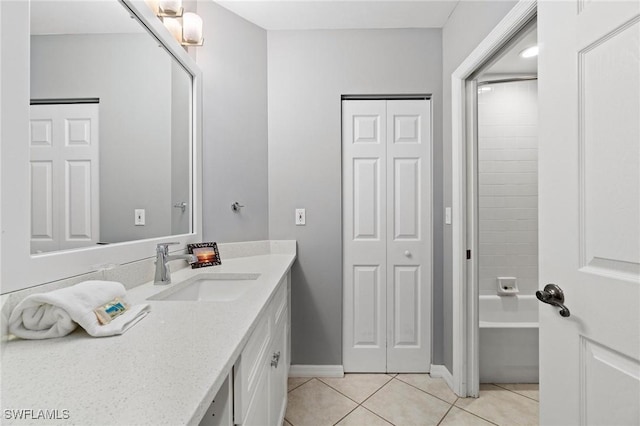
(295, 208, 306, 226)
(135, 209, 145, 226)
(445, 207, 452, 225)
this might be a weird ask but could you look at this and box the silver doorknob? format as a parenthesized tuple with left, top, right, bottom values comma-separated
(536, 284, 570, 317)
(404, 250, 411, 257)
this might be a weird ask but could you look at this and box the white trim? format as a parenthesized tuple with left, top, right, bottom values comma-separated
(289, 365, 345, 378)
(450, 0, 537, 398)
(430, 364, 454, 390)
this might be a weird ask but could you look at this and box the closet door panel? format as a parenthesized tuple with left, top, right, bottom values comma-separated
(343, 100, 387, 372)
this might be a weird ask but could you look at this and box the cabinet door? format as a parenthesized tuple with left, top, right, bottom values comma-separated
(269, 310, 288, 426)
(242, 366, 269, 426)
(233, 315, 271, 424)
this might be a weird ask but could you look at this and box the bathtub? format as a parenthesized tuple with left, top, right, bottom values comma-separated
(479, 295, 539, 383)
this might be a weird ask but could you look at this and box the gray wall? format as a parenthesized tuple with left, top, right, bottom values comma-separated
(267, 29, 443, 365)
(197, 2, 269, 243)
(441, 1, 517, 371)
(171, 61, 192, 235)
(30, 33, 184, 245)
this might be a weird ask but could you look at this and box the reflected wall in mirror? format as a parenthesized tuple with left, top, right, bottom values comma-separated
(29, 0, 192, 254)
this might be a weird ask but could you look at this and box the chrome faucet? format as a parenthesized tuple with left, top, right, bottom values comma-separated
(154, 242, 198, 285)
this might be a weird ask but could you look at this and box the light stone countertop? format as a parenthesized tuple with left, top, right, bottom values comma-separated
(0, 245, 296, 425)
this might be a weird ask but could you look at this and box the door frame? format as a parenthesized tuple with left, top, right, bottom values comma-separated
(450, 0, 537, 397)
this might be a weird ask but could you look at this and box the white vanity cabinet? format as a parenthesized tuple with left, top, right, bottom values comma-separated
(234, 272, 290, 426)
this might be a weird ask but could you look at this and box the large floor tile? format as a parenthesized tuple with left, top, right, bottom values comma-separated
(285, 379, 357, 426)
(456, 384, 539, 426)
(496, 383, 539, 401)
(439, 407, 494, 426)
(335, 406, 392, 426)
(288, 377, 312, 392)
(362, 378, 451, 425)
(319, 374, 393, 403)
(396, 373, 458, 404)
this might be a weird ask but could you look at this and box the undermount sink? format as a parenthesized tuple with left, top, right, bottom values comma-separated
(148, 273, 261, 302)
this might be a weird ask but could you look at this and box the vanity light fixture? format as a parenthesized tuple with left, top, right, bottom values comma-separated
(148, 0, 204, 47)
(163, 17, 183, 43)
(519, 45, 539, 58)
(181, 12, 204, 46)
(158, 0, 183, 17)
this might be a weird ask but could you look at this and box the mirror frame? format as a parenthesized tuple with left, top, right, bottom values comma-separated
(0, 0, 203, 293)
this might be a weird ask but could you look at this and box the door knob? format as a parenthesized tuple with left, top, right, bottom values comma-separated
(231, 202, 245, 212)
(404, 250, 411, 257)
(536, 283, 570, 317)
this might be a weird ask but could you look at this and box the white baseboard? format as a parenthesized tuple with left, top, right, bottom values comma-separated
(289, 365, 344, 378)
(430, 364, 454, 390)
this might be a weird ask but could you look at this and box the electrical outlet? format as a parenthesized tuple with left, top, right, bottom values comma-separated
(295, 208, 306, 226)
(135, 209, 145, 226)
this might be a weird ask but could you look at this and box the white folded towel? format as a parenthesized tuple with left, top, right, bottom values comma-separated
(8, 280, 150, 339)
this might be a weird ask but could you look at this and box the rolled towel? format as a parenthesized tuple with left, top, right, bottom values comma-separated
(8, 280, 150, 339)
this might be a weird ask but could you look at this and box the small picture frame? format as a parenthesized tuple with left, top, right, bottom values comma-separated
(187, 242, 221, 269)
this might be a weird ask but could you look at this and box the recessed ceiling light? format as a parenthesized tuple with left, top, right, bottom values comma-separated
(520, 45, 539, 58)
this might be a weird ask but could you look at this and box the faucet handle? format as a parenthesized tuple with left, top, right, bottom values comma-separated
(156, 242, 179, 254)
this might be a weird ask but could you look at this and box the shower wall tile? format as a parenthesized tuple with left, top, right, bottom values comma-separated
(477, 80, 539, 296)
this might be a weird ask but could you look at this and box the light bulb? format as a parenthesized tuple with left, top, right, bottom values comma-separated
(520, 45, 539, 58)
(182, 12, 203, 44)
(159, 0, 182, 15)
(163, 17, 182, 43)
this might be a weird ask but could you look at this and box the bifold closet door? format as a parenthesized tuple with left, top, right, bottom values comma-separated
(343, 99, 431, 373)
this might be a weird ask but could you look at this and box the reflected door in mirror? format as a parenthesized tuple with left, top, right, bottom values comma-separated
(30, 103, 100, 254)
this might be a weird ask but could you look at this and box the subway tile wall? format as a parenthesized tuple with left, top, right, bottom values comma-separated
(478, 80, 538, 296)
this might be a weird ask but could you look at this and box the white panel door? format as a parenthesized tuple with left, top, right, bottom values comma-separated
(386, 100, 431, 372)
(538, 1, 639, 424)
(30, 104, 99, 253)
(343, 100, 388, 372)
(343, 99, 431, 373)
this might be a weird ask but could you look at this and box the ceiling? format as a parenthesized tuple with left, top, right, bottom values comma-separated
(214, 0, 461, 30)
(31, 0, 461, 35)
(481, 24, 537, 77)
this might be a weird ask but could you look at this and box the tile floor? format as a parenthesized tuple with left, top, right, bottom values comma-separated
(285, 374, 539, 426)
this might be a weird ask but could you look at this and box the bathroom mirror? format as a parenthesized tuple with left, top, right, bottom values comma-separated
(0, 0, 203, 293)
(29, 0, 191, 254)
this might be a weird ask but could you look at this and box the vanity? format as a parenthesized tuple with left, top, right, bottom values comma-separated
(1, 241, 296, 425)
(0, 1, 296, 423)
